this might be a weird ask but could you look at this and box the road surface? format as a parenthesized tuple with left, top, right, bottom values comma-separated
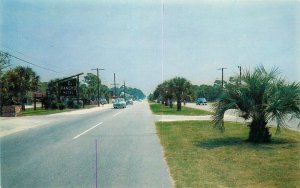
(1, 102, 173, 188)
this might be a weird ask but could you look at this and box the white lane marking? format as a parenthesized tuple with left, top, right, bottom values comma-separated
(113, 111, 122, 117)
(73, 122, 103, 140)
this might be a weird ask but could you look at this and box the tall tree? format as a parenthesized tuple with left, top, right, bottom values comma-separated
(1, 66, 40, 110)
(169, 77, 192, 111)
(83, 73, 99, 101)
(0, 51, 10, 75)
(0, 51, 11, 115)
(213, 66, 300, 143)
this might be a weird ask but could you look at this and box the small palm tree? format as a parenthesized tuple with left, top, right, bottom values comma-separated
(213, 66, 300, 143)
(169, 77, 192, 111)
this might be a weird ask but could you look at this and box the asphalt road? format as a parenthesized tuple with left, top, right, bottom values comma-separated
(1, 102, 173, 188)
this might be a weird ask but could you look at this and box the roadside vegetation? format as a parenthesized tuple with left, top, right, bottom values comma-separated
(156, 120, 300, 187)
(20, 105, 99, 116)
(149, 102, 212, 116)
(20, 107, 72, 116)
(213, 66, 300, 143)
(0, 51, 145, 117)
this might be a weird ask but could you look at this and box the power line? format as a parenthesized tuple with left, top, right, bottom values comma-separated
(0, 50, 67, 75)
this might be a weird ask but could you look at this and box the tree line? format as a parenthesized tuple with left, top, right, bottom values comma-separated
(149, 78, 224, 109)
(0, 52, 145, 111)
(150, 66, 300, 143)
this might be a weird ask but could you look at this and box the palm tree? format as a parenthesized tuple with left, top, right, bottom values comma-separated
(213, 66, 300, 143)
(169, 77, 192, 111)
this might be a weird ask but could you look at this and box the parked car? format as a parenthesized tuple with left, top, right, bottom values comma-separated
(196, 98, 207, 105)
(126, 99, 133, 105)
(113, 98, 126, 108)
(99, 98, 107, 105)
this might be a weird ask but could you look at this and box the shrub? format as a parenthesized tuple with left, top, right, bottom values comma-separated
(58, 103, 66, 110)
(67, 100, 75, 108)
(73, 104, 80, 109)
(50, 102, 58, 109)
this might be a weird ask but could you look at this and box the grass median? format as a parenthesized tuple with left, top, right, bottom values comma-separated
(156, 120, 300, 187)
(149, 103, 213, 116)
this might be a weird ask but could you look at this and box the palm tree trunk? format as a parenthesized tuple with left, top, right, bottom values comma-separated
(177, 98, 182, 111)
(248, 117, 271, 143)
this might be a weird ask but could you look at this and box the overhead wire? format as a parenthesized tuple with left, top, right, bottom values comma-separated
(0, 49, 68, 75)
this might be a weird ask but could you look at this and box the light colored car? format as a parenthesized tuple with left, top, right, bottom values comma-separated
(126, 99, 133, 105)
(196, 98, 207, 105)
(113, 98, 126, 109)
(99, 98, 107, 105)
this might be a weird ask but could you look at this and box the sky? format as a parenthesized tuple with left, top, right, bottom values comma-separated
(1, 0, 299, 95)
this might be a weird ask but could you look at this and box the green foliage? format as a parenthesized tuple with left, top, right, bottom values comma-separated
(67, 100, 75, 108)
(152, 77, 192, 111)
(58, 103, 66, 110)
(213, 66, 300, 143)
(50, 101, 58, 109)
(73, 103, 80, 109)
(111, 86, 145, 99)
(0, 51, 11, 74)
(1, 66, 40, 106)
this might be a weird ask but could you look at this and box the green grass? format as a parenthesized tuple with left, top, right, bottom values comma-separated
(20, 107, 72, 116)
(149, 103, 213, 116)
(156, 121, 300, 188)
(20, 105, 98, 116)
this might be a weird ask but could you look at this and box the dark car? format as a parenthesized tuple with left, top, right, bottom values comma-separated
(196, 98, 207, 105)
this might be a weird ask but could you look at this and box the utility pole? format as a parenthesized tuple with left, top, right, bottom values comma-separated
(238, 66, 242, 84)
(111, 73, 120, 98)
(123, 81, 126, 99)
(218, 67, 227, 89)
(92, 68, 105, 107)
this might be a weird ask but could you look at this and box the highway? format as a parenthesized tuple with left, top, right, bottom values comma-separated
(1, 102, 173, 188)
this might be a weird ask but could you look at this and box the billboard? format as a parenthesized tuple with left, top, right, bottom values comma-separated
(59, 78, 77, 96)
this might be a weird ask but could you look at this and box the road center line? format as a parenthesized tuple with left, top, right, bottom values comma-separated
(73, 122, 103, 140)
(113, 111, 122, 117)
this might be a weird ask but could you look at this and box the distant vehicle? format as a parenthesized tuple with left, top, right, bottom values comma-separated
(113, 98, 126, 109)
(99, 98, 107, 105)
(196, 98, 207, 105)
(126, 99, 133, 105)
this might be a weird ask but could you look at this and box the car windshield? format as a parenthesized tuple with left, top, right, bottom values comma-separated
(116, 98, 125, 102)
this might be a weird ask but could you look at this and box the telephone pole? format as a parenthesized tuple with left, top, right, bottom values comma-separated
(238, 66, 242, 84)
(123, 81, 126, 99)
(91, 68, 104, 107)
(111, 73, 120, 98)
(218, 67, 227, 89)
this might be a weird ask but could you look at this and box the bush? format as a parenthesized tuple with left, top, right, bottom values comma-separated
(58, 103, 66, 110)
(50, 102, 58, 109)
(73, 104, 80, 109)
(67, 100, 75, 108)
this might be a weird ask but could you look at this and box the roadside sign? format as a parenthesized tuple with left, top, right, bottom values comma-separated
(59, 78, 77, 96)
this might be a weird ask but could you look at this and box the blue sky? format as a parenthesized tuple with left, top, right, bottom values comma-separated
(1, 0, 299, 95)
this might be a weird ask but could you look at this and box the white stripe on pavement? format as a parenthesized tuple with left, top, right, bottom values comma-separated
(113, 111, 122, 117)
(73, 122, 103, 139)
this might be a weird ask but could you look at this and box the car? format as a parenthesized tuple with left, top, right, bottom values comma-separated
(113, 98, 126, 108)
(126, 99, 133, 105)
(196, 98, 207, 105)
(99, 98, 107, 105)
